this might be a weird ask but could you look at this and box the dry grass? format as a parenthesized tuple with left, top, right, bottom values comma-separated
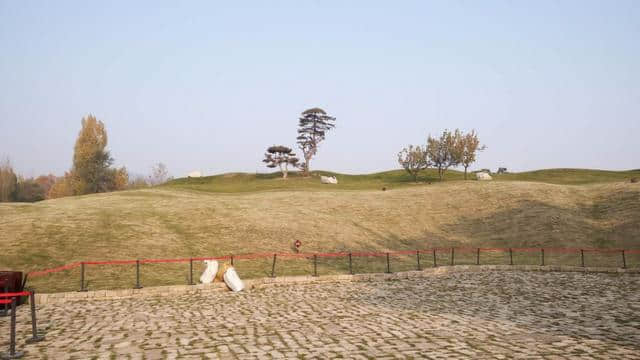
(1, 180, 639, 292)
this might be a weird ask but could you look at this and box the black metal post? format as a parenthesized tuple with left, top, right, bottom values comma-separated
(509, 248, 513, 265)
(433, 249, 437, 267)
(231, 255, 234, 266)
(1, 284, 7, 317)
(313, 255, 318, 277)
(476, 248, 480, 265)
(134, 260, 142, 289)
(416, 250, 421, 271)
(541, 248, 545, 266)
(622, 250, 626, 269)
(581, 250, 585, 267)
(348, 253, 353, 275)
(271, 254, 277, 278)
(450, 248, 454, 266)
(26, 290, 44, 344)
(189, 258, 194, 285)
(386, 253, 391, 273)
(79, 262, 87, 292)
(3, 298, 23, 359)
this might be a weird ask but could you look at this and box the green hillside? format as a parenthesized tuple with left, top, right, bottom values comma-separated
(164, 168, 640, 193)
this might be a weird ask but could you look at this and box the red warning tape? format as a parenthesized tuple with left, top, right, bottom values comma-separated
(25, 247, 638, 278)
(0, 291, 31, 298)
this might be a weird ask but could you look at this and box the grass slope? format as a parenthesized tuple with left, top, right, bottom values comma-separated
(165, 168, 640, 193)
(1, 173, 639, 292)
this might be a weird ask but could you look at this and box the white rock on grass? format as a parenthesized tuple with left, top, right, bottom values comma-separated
(320, 175, 338, 184)
(476, 172, 493, 181)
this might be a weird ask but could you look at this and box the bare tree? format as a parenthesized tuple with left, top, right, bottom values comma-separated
(149, 162, 170, 185)
(263, 145, 299, 179)
(426, 129, 462, 181)
(296, 108, 336, 176)
(398, 145, 430, 181)
(459, 130, 486, 180)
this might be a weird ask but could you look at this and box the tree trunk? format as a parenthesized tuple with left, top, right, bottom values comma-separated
(303, 154, 312, 177)
(464, 166, 468, 180)
(282, 163, 288, 179)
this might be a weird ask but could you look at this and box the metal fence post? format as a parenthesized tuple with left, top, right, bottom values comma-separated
(3, 298, 23, 359)
(416, 250, 421, 271)
(231, 255, 234, 266)
(433, 249, 437, 267)
(622, 250, 626, 269)
(189, 258, 194, 285)
(580, 250, 585, 267)
(509, 248, 513, 265)
(271, 254, 277, 278)
(134, 260, 142, 289)
(348, 253, 353, 275)
(476, 248, 480, 265)
(450, 248, 454, 266)
(79, 262, 87, 292)
(1, 284, 8, 317)
(386, 253, 391, 273)
(313, 255, 318, 277)
(26, 289, 44, 344)
(541, 248, 545, 266)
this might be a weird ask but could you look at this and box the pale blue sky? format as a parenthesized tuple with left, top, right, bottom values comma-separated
(1, 1, 638, 178)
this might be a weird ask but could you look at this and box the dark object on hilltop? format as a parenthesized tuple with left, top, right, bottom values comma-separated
(631, 178, 638, 183)
(497, 167, 508, 174)
(382, 187, 386, 191)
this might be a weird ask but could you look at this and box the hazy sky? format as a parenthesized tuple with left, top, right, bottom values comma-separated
(1, 1, 638, 178)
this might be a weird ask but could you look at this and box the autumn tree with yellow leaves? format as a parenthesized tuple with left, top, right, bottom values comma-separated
(49, 114, 128, 198)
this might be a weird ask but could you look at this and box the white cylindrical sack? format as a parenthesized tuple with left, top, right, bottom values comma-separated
(200, 260, 219, 284)
(223, 267, 245, 292)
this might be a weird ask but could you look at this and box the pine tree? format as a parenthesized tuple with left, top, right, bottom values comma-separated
(296, 108, 336, 176)
(263, 145, 299, 179)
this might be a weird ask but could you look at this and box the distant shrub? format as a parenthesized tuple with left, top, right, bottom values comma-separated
(631, 178, 638, 183)
(15, 178, 46, 202)
(47, 172, 76, 199)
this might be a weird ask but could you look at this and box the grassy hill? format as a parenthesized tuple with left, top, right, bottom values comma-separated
(1, 168, 639, 292)
(164, 168, 640, 193)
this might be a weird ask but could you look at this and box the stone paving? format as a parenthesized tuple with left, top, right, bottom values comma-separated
(2, 270, 639, 359)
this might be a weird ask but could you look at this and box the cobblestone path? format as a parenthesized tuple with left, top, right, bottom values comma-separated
(2, 271, 639, 359)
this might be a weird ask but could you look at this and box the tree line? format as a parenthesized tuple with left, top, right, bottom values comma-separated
(398, 129, 485, 181)
(0, 114, 172, 202)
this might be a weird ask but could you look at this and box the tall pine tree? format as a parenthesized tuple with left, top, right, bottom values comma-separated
(296, 107, 336, 176)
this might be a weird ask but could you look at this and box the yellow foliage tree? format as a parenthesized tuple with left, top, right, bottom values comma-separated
(71, 114, 114, 194)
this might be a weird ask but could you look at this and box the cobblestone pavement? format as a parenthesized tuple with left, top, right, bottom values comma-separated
(2, 271, 639, 359)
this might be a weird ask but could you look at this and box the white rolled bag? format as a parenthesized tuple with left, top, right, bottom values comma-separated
(199, 260, 219, 284)
(223, 266, 245, 292)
